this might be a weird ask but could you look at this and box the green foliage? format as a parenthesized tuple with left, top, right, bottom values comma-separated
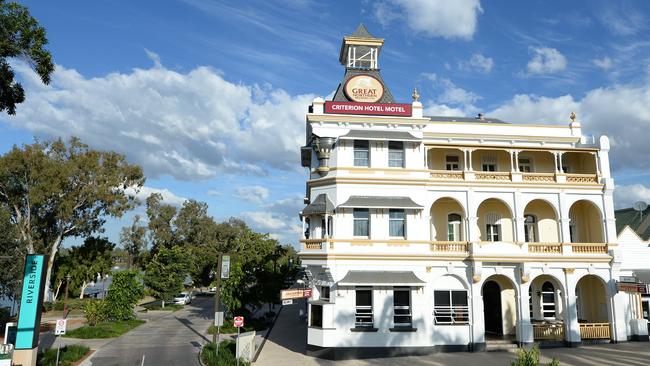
(83, 300, 107, 326)
(42, 298, 89, 312)
(120, 214, 148, 269)
(105, 270, 144, 321)
(0, 0, 55, 115)
(63, 319, 144, 339)
(201, 341, 250, 366)
(38, 345, 89, 366)
(511, 346, 561, 366)
(144, 246, 190, 302)
(146, 193, 178, 252)
(220, 262, 245, 313)
(0, 206, 22, 299)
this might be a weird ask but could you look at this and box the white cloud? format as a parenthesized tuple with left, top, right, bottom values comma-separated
(374, 0, 482, 40)
(234, 185, 270, 204)
(614, 184, 650, 209)
(598, 4, 646, 36)
(240, 193, 303, 244)
(460, 53, 494, 73)
(526, 47, 567, 74)
(422, 73, 480, 116)
(593, 57, 613, 70)
(125, 186, 187, 206)
(2, 56, 314, 180)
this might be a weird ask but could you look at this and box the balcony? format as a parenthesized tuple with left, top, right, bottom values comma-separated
(579, 323, 611, 339)
(533, 323, 565, 341)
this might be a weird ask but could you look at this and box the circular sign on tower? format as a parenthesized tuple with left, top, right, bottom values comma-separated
(344, 75, 384, 103)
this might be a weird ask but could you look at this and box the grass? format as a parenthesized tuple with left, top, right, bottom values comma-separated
(201, 341, 250, 366)
(64, 319, 145, 339)
(38, 345, 90, 366)
(207, 317, 270, 334)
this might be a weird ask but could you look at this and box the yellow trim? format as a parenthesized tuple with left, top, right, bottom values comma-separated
(298, 253, 612, 263)
(307, 114, 429, 124)
(425, 144, 599, 153)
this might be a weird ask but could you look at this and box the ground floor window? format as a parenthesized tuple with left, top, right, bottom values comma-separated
(393, 287, 412, 327)
(310, 304, 323, 327)
(541, 281, 556, 318)
(355, 288, 373, 328)
(434, 290, 469, 324)
(320, 286, 330, 301)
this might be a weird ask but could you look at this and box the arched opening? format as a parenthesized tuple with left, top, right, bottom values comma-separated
(575, 274, 611, 340)
(568, 200, 604, 243)
(430, 197, 465, 242)
(529, 274, 565, 341)
(482, 275, 518, 338)
(523, 199, 559, 243)
(562, 152, 597, 174)
(477, 198, 514, 242)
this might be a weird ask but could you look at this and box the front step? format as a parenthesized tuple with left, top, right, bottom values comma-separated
(486, 340, 519, 352)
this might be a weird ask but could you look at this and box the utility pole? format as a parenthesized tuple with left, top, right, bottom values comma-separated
(213, 253, 222, 345)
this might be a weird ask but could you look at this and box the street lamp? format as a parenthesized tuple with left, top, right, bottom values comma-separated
(63, 274, 71, 318)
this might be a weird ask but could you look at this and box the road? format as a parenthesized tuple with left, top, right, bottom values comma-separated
(86, 296, 213, 366)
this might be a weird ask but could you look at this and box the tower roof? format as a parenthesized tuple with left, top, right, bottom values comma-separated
(348, 23, 377, 39)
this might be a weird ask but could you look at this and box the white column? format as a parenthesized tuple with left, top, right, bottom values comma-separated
(509, 150, 515, 172)
(301, 216, 306, 239)
(558, 152, 564, 173)
(553, 152, 559, 173)
(517, 277, 533, 344)
(593, 152, 601, 176)
(515, 151, 520, 172)
(564, 269, 581, 345)
(468, 149, 474, 171)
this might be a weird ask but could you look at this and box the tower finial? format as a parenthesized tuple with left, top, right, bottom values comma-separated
(412, 87, 420, 102)
(569, 111, 577, 122)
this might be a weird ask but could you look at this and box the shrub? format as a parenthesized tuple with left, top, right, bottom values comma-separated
(83, 300, 107, 326)
(511, 346, 560, 366)
(201, 341, 250, 366)
(0, 307, 10, 321)
(105, 270, 144, 321)
(38, 345, 90, 366)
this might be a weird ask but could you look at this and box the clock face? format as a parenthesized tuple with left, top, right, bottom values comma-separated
(344, 75, 384, 103)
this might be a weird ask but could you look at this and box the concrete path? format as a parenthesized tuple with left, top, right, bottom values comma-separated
(254, 301, 650, 366)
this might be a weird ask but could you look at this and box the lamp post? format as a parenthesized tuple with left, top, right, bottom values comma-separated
(63, 274, 71, 319)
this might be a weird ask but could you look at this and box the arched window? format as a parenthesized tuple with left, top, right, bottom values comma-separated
(541, 281, 556, 318)
(447, 213, 462, 241)
(524, 214, 537, 243)
(485, 212, 501, 242)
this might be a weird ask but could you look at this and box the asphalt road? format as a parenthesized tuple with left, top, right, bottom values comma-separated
(87, 296, 213, 366)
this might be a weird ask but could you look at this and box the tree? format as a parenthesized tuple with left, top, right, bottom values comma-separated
(53, 237, 115, 299)
(0, 137, 145, 300)
(144, 246, 189, 307)
(119, 215, 147, 269)
(0, 206, 23, 301)
(145, 193, 177, 253)
(0, 1, 55, 114)
(105, 270, 143, 321)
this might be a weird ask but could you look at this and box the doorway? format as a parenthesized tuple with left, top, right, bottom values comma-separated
(483, 280, 503, 335)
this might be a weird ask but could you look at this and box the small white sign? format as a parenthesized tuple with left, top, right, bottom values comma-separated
(55, 319, 67, 336)
(214, 311, 224, 327)
(221, 255, 231, 279)
(282, 299, 293, 306)
(236, 330, 256, 362)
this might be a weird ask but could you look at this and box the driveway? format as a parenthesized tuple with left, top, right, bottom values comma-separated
(84, 296, 213, 366)
(255, 301, 650, 366)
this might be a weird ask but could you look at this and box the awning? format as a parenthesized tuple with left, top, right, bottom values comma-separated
(338, 271, 426, 286)
(301, 194, 335, 216)
(338, 196, 423, 210)
(313, 268, 335, 287)
(339, 130, 422, 142)
(633, 270, 650, 284)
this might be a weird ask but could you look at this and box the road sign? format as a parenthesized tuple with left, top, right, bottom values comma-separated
(221, 255, 231, 279)
(282, 299, 293, 306)
(620, 276, 637, 283)
(236, 330, 256, 362)
(281, 288, 314, 300)
(54, 319, 67, 336)
(234, 316, 244, 328)
(304, 288, 312, 298)
(214, 311, 224, 327)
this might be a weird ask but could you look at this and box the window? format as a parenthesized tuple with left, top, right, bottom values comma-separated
(433, 290, 469, 325)
(519, 157, 532, 172)
(485, 212, 501, 242)
(310, 304, 323, 327)
(482, 154, 497, 172)
(388, 141, 404, 168)
(569, 212, 577, 243)
(445, 155, 460, 171)
(355, 288, 373, 328)
(447, 213, 462, 241)
(642, 300, 649, 320)
(321, 218, 326, 239)
(541, 282, 556, 318)
(320, 286, 330, 301)
(529, 287, 533, 319)
(354, 140, 369, 167)
(524, 214, 537, 243)
(353, 209, 369, 237)
(393, 287, 412, 327)
(304, 218, 310, 239)
(389, 209, 405, 237)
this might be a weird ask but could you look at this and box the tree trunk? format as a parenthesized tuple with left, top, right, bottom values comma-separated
(53, 280, 63, 301)
(43, 235, 63, 302)
(79, 281, 88, 299)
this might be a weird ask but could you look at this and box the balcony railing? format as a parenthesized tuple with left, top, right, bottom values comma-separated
(522, 172, 555, 182)
(475, 171, 511, 181)
(566, 174, 599, 184)
(533, 323, 565, 341)
(423, 169, 601, 185)
(570, 243, 608, 254)
(301, 239, 326, 250)
(430, 170, 464, 180)
(528, 243, 562, 254)
(430, 241, 469, 253)
(579, 323, 611, 339)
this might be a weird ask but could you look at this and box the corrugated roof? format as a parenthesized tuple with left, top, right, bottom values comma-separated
(340, 130, 421, 141)
(428, 116, 509, 124)
(633, 270, 650, 284)
(338, 196, 423, 209)
(615, 207, 650, 241)
(349, 23, 376, 39)
(302, 194, 335, 216)
(338, 271, 425, 286)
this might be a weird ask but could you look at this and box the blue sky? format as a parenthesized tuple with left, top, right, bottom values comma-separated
(2, 0, 650, 247)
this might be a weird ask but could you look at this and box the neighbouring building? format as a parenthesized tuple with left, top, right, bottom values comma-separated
(297, 24, 648, 359)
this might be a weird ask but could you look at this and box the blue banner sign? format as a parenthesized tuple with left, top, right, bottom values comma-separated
(15, 254, 47, 350)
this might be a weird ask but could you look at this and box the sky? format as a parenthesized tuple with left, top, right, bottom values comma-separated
(2, 0, 650, 247)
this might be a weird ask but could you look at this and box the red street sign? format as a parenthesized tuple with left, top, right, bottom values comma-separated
(324, 101, 412, 117)
(304, 288, 312, 298)
(233, 316, 244, 328)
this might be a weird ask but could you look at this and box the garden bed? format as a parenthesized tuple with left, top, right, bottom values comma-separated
(38, 345, 91, 366)
(63, 319, 145, 339)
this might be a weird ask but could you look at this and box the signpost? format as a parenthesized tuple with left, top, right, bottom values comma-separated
(54, 319, 67, 366)
(233, 317, 244, 366)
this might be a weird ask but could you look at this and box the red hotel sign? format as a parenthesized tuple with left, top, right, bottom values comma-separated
(325, 101, 412, 117)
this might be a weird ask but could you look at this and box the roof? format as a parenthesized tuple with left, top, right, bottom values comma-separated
(615, 207, 650, 241)
(339, 196, 423, 209)
(349, 23, 377, 39)
(428, 115, 509, 124)
(332, 68, 395, 103)
(302, 194, 335, 216)
(633, 270, 650, 284)
(340, 130, 421, 141)
(313, 268, 335, 286)
(338, 271, 426, 286)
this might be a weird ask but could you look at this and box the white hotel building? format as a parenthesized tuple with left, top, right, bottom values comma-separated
(298, 25, 648, 359)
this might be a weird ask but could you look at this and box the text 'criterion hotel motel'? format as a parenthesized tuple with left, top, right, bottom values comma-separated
(297, 25, 650, 359)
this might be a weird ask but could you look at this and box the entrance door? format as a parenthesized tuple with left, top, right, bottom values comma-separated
(483, 280, 503, 335)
